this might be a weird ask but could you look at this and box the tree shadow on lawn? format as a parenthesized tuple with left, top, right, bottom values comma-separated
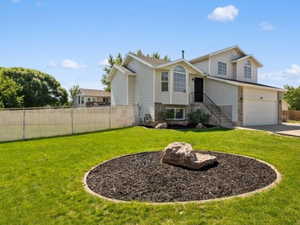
(0, 126, 133, 144)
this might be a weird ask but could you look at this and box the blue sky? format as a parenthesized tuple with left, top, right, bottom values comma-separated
(1, 0, 300, 90)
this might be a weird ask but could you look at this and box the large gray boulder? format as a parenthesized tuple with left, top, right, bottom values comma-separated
(161, 142, 217, 170)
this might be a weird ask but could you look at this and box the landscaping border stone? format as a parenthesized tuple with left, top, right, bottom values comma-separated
(83, 151, 282, 205)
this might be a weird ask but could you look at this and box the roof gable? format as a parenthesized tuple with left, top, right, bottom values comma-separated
(190, 45, 247, 64)
(156, 59, 206, 75)
(107, 64, 136, 81)
(232, 55, 263, 67)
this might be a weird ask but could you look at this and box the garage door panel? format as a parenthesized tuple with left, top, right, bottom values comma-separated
(243, 100, 277, 126)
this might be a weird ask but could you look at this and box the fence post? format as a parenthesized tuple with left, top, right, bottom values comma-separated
(109, 105, 112, 129)
(22, 109, 26, 140)
(71, 108, 74, 135)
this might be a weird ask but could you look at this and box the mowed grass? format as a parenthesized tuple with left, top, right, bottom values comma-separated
(287, 120, 300, 124)
(0, 127, 299, 225)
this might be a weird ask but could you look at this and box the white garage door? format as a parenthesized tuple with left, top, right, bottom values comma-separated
(243, 87, 278, 126)
(244, 100, 278, 126)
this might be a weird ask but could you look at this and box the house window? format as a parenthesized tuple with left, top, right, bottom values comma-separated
(218, 62, 227, 76)
(161, 72, 169, 92)
(166, 108, 185, 120)
(173, 66, 186, 92)
(244, 60, 252, 79)
(78, 96, 80, 104)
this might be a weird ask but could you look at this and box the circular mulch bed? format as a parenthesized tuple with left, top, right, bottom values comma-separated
(85, 151, 279, 203)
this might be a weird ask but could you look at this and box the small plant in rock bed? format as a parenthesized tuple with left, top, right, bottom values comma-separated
(188, 109, 210, 127)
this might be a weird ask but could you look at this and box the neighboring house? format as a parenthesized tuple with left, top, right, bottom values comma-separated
(108, 46, 285, 126)
(74, 88, 110, 107)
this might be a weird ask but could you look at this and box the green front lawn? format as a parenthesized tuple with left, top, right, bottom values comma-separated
(287, 120, 300, 124)
(0, 127, 299, 225)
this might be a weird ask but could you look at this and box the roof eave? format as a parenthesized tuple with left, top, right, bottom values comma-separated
(155, 59, 207, 76)
(207, 76, 285, 92)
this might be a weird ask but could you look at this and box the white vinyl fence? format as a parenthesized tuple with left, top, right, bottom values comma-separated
(0, 105, 138, 142)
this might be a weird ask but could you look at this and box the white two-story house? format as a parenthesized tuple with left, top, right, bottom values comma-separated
(108, 46, 284, 126)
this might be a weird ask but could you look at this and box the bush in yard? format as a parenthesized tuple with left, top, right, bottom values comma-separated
(188, 109, 210, 126)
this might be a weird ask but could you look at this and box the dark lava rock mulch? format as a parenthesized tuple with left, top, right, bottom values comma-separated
(86, 151, 277, 202)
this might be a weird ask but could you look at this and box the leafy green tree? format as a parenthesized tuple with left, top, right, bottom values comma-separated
(0, 72, 23, 108)
(69, 85, 80, 106)
(284, 85, 300, 110)
(101, 53, 123, 92)
(0, 67, 68, 107)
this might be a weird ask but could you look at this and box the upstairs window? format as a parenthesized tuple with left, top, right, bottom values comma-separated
(161, 72, 169, 92)
(244, 60, 252, 79)
(174, 66, 186, 92)
(218, 62, 227, 76)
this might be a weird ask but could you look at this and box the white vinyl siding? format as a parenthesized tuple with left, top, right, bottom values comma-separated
(128, 76, 136, 104)
(111, 70, 128, 105)
(204, 78, 238, 122)
(127, 59, 155, 120)
(208, 49, 243, 79)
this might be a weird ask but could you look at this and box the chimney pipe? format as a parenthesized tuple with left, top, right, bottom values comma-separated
(181, 50, 185, 59)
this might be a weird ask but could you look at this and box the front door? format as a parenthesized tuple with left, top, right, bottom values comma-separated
(194, 78, 203, 102)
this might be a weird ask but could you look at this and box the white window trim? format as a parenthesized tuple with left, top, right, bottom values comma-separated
(165, 107, 186, 121)
(244, 61, 252, 79)
(160, 71, 169, 93)
(173, 66, 187, 93)
(217, 61, 227, 76)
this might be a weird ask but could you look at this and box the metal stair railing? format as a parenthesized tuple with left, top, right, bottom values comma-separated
(190, 92, 233, 127)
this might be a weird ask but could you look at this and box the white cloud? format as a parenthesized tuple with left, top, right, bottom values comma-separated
(47, 61, 57, 68)
(285, 64, 300, 75)
(98, 59, 109, 67)
(259, 64, 300, 87)
(11, 0, 21, 3)
(208, 5, 239, 22)
(47, 59, 87, 69)
(61, 59, 86, 69)
(259, 21, 275, 31)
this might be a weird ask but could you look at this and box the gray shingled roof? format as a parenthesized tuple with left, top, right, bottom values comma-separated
(211, 76, 282, 89)
(79, 89, 110, 97)
(130, 53, 169, 66)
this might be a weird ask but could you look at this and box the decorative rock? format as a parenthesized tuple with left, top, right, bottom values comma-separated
(196, 123, 206, 129)
(193, 153, 217, 169)
(155, 122, 168, 129)
(161, 142, 217, 170)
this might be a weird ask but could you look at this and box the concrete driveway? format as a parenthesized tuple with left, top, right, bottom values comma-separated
(240, 123, 300, 137)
